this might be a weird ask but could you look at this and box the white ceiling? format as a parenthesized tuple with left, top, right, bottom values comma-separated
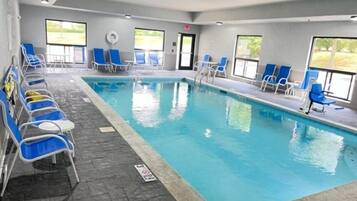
(20, 0, 300, 12)
(106, 0, 299, 11)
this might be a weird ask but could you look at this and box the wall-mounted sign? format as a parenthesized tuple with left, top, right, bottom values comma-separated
(183, 24, 191, 32)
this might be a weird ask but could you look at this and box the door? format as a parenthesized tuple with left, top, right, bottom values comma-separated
(178, 33, 195, 70)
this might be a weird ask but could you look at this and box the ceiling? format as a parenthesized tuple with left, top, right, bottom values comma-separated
(20, 0, 300, 12)
(105, 0, 299, 12)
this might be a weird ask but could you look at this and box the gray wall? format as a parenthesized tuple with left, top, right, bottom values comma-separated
(198, 21, 357, 109)
(20, 4, 200, 70)
(0, 0, 21, 79)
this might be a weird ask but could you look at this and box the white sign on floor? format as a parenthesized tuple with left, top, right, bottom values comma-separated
(134, 164, 157, 182)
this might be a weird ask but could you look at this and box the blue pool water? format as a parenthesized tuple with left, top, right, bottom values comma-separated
(84, 77, 357, 201)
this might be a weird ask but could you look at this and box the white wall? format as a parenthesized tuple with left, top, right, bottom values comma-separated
(19, 4, 200, 69)
(0, 0, 21, 79)
(198, 21, 357, 109)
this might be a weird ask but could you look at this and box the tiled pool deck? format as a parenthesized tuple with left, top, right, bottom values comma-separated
(3, 68, 357, 201)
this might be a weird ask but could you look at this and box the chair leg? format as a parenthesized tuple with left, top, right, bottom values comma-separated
(274, 85, 279, 94)
(68, 152, 80, 183)
(68, 130, 76, 145)
(306, 101, 313, 114)
(1, 150, 19, 197)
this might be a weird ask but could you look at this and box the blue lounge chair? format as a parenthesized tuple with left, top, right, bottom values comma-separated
(306, 83, 336, 114)
(257, 64, 276, 89)
(149, 52, 160, 66)
(93, 48, 112, 72)
(135, 51, 146, 65)
(0, 90, 79, 197)
(11, 65, 48, 89)
(262, 65, 291, 94)
(194, 54, 211, 71)
(109, 49, 129, 71)
(21, 43, 46, 73)
(211, 57, 228, 80)
(286, 69, 319, 97)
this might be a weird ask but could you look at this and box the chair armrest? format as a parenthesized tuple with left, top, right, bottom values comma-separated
(25, 89, 54, 97)
(278, 78, 288, 85)
(20, 120, 63, 134)
(265, 75, 276, 82)
(19, 134, 70, 150)
(25, 95, 53, 102)
(27, 98, 57, 105)
(29, 107, 65, 117)
(323, 90, 334, 94)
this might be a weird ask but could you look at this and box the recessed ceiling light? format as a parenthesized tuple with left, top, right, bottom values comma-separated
(125, 14, 132, 19)
(216, 21, 223, 26)
(351, 16, 357, 21)
(41, 0, 49, 4)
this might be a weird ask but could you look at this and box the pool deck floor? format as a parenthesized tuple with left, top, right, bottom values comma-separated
(3, 67, 357, 201)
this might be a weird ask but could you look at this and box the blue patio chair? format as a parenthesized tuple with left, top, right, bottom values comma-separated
(257, 64, 276, 89)
(149, 52, 160, 66)
(0, 90, 79, 197)
(92, 48, 112, 72)
(211, 57, 228, 79)
(10, 65, 48, 89)
(306, 83, 336, 114)
(286, 69, 319, 97)
(262, 65, 291, 94)
(135, 51, 146, 65)
(21, 43, 46, 73)
(194, 54, 211, 71)
(109, 49, 129, 71)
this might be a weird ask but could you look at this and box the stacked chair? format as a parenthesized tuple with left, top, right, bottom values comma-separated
(93, 48, 130, 72)
(0, 64, 79, 196)
(20, 43, 47, 73)
(262, 65, 292, 94)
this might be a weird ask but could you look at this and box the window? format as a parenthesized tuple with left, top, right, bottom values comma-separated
(233, 35, 263, 79)
(45, 19, 87, 64)
(134, 28, 165, 65)
(309, 37, 357, 101)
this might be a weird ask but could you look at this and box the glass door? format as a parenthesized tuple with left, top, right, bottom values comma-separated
(178, 33, 195, 70)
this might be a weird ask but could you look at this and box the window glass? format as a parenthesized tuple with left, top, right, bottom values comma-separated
(309, 37, 357, 101)
(233, 35, 263, 78)
(310, 38, 357, 73)
(46, 19, 86, 46)
(134, 28, 164, 51)
(236, 36, 262, 60)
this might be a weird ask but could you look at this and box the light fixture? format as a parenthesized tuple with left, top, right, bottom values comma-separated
(350, 16, 357, 22)
(125, 14, 132, 19)
(216, 21, 223, 26)
(41, 0, 49, 4)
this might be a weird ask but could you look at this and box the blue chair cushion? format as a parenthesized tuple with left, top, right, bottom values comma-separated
(27, 100, 57, 111)
(33, 110, 65, 122)
(20, 134, 73, 160)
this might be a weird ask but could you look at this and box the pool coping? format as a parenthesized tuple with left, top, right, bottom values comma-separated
(73, 75, 204, 201)
(74, 74, 357, 201)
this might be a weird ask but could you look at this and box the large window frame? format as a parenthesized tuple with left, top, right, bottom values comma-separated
(45, 19, 87, 64)
(134, 27, 165, 66)
(308, 36, 357, 101)
(233, 35, 263, 79)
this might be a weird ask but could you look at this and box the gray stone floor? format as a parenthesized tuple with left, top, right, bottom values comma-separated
(2, 74, 176, 201)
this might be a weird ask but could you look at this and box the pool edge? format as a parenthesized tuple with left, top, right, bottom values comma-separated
(73, 75, 204, 201)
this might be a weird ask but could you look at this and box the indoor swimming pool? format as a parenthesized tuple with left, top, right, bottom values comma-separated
(84, 77, 357, 201)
